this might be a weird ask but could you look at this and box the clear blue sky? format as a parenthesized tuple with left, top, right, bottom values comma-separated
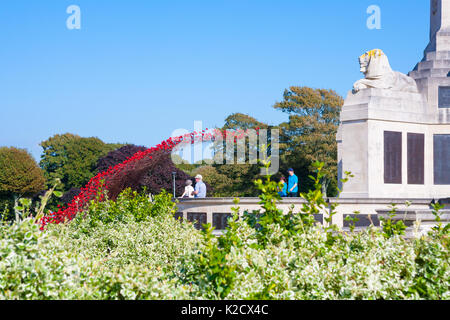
(0, 0, 429, 160)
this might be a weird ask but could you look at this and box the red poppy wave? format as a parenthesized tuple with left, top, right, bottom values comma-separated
(41, 128, 260, 229)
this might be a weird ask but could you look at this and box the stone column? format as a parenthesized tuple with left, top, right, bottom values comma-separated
(427, 0, 450, 54)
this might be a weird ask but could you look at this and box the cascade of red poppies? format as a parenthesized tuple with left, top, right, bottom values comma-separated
(40, 128, 261, 229)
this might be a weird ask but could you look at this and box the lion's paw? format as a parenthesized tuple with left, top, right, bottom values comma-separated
(353, 81, 367, 93)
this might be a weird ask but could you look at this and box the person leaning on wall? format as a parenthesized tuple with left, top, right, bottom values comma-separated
(193, 174, 207, 198)
(180, 179, 195, 198)
(278, 176, 288, 197)
(287, 168, 299, 197)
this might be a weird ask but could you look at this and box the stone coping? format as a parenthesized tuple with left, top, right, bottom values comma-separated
(328, 198, 432, 205)
(177, 197, 433, 205)
(376, 210, 450, 222)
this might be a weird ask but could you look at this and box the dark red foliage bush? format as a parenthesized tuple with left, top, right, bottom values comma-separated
(96, 145, 148, 173)
(97, 145, 212, 200)
(107, 149, 198, 200)
(61, 188, 82, 205)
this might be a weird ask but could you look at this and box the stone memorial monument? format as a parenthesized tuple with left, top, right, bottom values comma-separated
(337, 0, 450, 199)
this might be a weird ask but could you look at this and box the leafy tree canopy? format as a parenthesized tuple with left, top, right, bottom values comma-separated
(274, 87, 343, 196)
(0, 147, 45, 196)
(192, 166, 232, 197)
(205, 88, 344, 197)
(40, 133, 123, 192)
(193, 113, 270, 197)
(198, 164, 261, 197)
(223, 113, 269, 130)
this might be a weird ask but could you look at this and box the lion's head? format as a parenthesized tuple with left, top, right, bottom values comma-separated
(353, 49, 418, 93)
(358, 49, 393, 79)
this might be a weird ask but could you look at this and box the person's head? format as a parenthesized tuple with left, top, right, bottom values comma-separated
(195, 174, 203, 182)
(185, 179, 193, 186)
(288, 168, 294, 176)
(280, 176, 286, 182)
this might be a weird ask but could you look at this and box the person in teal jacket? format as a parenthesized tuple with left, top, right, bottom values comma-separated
(287, 168, 299, 197)
(278, 176, 288, 197)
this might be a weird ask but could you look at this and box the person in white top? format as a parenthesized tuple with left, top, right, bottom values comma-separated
(180, 180, 195, 198)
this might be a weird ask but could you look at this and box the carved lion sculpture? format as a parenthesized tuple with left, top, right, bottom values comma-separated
(353, 49, 419, 93)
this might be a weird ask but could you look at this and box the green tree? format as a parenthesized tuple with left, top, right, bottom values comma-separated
(174, 156, 213, 177)
(194, 165, 260, 197)
(40, 133, 123, 192)
(172, 113, 269, 197)
(223, 113, 269, 131)
(274, 87, 343, 196)
(214, 164, 261, 197)
(0, 147, 46, 217)
(204, 113, 270, 197)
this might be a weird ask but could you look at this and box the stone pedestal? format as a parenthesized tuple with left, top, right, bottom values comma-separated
(337, 0, 450, 200)
(337, 88, 450, 199)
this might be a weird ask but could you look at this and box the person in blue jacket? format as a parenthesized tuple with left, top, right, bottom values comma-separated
(278, 176, 288, 197)
(287, 168, 298, 197)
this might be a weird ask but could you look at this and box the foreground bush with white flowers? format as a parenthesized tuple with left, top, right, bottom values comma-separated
(1, 163, 449, 300)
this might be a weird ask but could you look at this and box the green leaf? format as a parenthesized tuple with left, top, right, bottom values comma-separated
(53, 191, 63, 198)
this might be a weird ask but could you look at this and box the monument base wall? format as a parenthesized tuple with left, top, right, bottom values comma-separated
(338, 88, 450, 199)
(176, 198, 449, 238)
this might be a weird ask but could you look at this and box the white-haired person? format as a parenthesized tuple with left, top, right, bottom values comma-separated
(193, 174, 207, 198)
(180, 179, 195, 198)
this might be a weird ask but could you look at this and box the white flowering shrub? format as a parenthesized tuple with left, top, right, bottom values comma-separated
(175, 215, 448, 300)
(0, 190, 201, 299)
(0, 168, 448, 300)
(176, 162, 449, 300)
(0, 218, 81, 299)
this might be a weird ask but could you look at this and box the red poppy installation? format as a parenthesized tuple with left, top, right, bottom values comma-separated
(41, 128, 260, 229)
